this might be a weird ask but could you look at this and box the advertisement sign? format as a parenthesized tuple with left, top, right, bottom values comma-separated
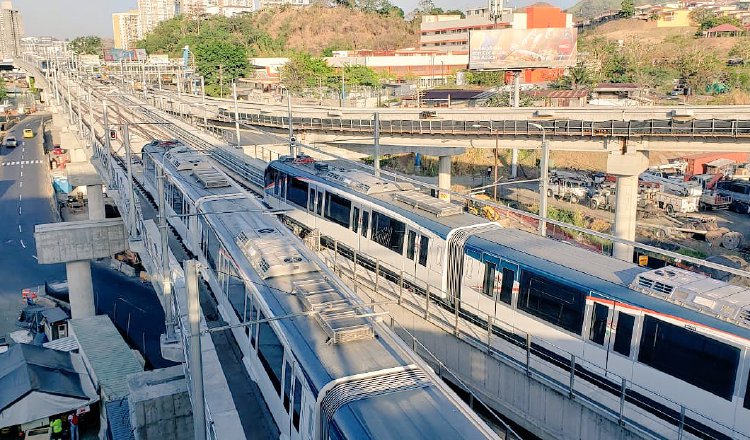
(469, 28, 577, 70)
(102, 48, 148, 62)
(148, 54, 170, 65)
(79, 55, 101, 66)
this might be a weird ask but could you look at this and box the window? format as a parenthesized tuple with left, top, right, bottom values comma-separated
(406, 231, 417, 260)
(418, 236, 429, 267)
(482, 261, 496, 298)
(499, 268, 514, 305)
(352, 207, 360, 234)
(287, 178, 308, 208)
(258, 321, 284, 394)
(283, 361, 293, 410)
(638, 316, 740, 400)
(371, 211, 406, 253)
(612, 313, 634, 357)
(324, 192, 351, 228)
(264, 167, 277, 194)
(316, 192, 323, 215)
(293, 376, 302, 430)
(744, 371, 750, 410)
(361, 211, 369, 238)
(589, 303, 608, 345)
(518, 271, 586, 334)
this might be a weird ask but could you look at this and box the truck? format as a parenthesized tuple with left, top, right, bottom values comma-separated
(547, 176, 589, 204)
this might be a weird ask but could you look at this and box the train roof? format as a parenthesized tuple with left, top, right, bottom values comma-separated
(145, 145, 497, 438)
(270, 159, 750, 342)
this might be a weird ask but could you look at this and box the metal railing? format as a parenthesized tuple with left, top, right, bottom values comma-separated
(316, 235, 749, 440)
(227, 112, 750, 139)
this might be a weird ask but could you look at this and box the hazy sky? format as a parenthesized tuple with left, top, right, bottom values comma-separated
(12, 0, 573, 39)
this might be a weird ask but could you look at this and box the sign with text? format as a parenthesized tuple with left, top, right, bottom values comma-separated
(469, 28, 577, 70)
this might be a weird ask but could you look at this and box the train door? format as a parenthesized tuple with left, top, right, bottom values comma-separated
(283, 359, 311, 440)
(415, 234, 431, 290)
(307, 186, 318, 228)
(405, 229, 419, 279)
(584, 298, 612, 367)
(359, 209, 371, 255)
(495, 261, 517, 323)
(351, 205, 362, 251)
(605, 307, 639, 379)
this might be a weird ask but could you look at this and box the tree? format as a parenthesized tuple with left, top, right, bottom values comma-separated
(343, 64, 381, 87)
(193, 39, 249, 97)
(621, 0, 635, 18)
(690, 9, 742, 34)
(280, 52, 336, 92)
(0, 77, 7, 101)
(69, 36, 102, 55)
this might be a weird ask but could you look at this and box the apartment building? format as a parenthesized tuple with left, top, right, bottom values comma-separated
(113, 10, 140, 50)
(138, 0, 178, 36)
(0, 0, 23, 59)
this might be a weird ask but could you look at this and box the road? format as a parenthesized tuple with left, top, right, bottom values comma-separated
(0, 114, 65, 341)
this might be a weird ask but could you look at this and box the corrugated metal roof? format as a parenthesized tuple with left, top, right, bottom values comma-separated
(43, 336, 79, 352)
(70, 315, 143, 402)
(706, 158, 736, 168)
(106, 399, 135, 440)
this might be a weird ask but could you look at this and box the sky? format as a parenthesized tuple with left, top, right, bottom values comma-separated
(11, 0, 573, 39)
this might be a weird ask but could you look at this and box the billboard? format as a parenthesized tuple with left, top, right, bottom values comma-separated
(102, 48, 148, 62)
(469, 28, 577, 70)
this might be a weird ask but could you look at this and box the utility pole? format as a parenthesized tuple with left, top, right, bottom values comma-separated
(185, 259, 206, 440)
(285, 87, 294, 157)
(374, 112, 381, 177)
(158, 166, 176, 341)
(122, 123, 138, 240)
(232, 81, 241, 148)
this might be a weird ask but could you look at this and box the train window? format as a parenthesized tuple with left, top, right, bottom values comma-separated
(264, 167, 276, 193)
(280, 173, 287, 198)
(419, 236, 429, 267)
(258, 321, 284, 394)
(638, 316, 740, 400)
(499, 268, 514, 305)
(407, 231, 417, 260)
(287, 178, 308, 208)
(293, 376, 302, 430)
(316, 192, 323, 215)
(482, 261, 496, 298)
(612, 313, 634, 357)
(518, 271, 586, 335)
(371, 212, 406, 254)
(361, 211, 370, 238)
(273, 171, 282, 196)
(588, 303, 608, 345)
(324, 192, 351, 228)
(352, 207, 360, 234)
(283, 361, 292, 410)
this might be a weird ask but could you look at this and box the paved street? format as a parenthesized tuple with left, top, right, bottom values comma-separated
(0, 114, 65, 341)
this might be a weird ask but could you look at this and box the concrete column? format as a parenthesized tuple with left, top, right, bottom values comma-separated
(607, 147, 649, 262)
(87, 184, 105, 221)
(613, 175, 639, 261)
(66, 260, 95, 318)
(511, 148, 519, 179)
(438, 155, 451, 201)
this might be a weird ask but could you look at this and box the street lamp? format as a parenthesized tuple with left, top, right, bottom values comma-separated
(473, 124, 500, 201)
(528, 122, 549, 237)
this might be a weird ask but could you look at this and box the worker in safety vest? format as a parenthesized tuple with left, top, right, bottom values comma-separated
(50, 417, 63, 440)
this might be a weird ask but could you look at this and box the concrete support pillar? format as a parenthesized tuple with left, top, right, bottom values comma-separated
(87, 184, 105, 221)
(607, 146, 649, 262)
(66, 260, 95, 318)
(438, 155, 451, 201)
(511, 147, 519, 179)
(513, 72, 521, 108)
(613, 175, 639, 261)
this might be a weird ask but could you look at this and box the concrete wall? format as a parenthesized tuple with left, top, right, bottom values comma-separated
(35, 219, 128, 264)
(128, 366, 194, 440)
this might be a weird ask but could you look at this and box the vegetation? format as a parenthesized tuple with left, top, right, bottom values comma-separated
(462, 70, 505, 87)
(620, 0, 634, 18)
(690, 9, 742, 35)
(332, 0, 404, 17)
(0, 77, 7, 101)
(279, 52, 382, 94)
(69, 36, 102, 55)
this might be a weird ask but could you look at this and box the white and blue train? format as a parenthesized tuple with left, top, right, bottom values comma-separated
(264, 157, 750, 439)
(140, 142, 501, 440)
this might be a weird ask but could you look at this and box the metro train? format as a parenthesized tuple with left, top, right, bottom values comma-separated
(140, 142, 501, 440)
(264, 157, 750, 439)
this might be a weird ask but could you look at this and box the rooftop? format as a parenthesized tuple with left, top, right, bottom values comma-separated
(70, 315, 144, 402)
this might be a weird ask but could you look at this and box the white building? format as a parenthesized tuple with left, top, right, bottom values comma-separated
(257, 0, 311, 8)
(112, 10, 140, 50)
(180, 0, 255, 16)
(0, 0, 23, 59)
(137, 0, 178, 36)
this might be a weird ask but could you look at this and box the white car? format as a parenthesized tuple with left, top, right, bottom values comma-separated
(4, 136, 17, 148)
